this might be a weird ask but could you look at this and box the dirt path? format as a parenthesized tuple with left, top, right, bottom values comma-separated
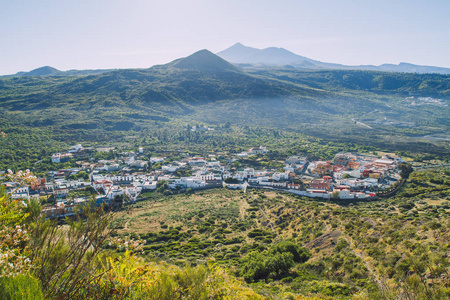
(341, 231, 387, 294)
(239, 198, 249, 219)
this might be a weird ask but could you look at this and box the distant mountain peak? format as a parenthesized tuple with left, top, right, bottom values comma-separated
(217, 43, 309, 65)
(194, 49, 215, 56)
(169, 49, 242, 72)
(229, 42, 250, 49)
(18, 66, 60, 76)
(216, 43, 450, 74)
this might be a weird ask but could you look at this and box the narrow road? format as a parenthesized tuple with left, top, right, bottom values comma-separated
(351, 118, 373, 129)
(413, 163, 450, 170)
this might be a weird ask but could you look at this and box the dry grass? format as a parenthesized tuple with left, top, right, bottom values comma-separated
(115, 189, 244, 234)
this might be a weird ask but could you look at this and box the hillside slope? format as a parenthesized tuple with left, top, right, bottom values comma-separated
(0, 49, 449, 168)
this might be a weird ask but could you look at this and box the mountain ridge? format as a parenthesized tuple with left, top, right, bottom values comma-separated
(217, 43, 312, 66)
(217, 43, 450, 75)
(7, 44, 450, 77)
(0, 48, 448, 158)
(11, 66, 115, 77)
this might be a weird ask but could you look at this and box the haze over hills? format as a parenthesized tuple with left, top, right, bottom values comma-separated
(3, 49, 449, 114)
(0, 48, 449, 163)
(0, 49, 322, 114)
(12, 66, 114, 77)
(1, 49, 449, 114)
(6, 43, 450, 77)
(217, 43, 450, 75)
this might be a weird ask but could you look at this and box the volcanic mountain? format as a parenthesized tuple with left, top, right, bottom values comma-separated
(166, 49, 243, 73)
(217, 43, 450, 74)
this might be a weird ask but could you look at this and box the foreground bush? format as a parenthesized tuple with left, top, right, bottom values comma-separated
(0, 274, 44, 300)
(96, 251, 264, 299)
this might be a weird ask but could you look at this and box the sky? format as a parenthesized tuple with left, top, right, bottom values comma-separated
(1, 0, 450, 75)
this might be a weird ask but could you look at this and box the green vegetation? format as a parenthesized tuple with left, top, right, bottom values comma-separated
(250, 68, 450, 98)
(0, 274, 44, 300)
(1, 61, 449, 170)
(0, 180, 262, 300)
(1, 163, 449, 299)
(239, 241, 311, 283)
(1, 53, 449, 298)
(105, 170, 450, 299)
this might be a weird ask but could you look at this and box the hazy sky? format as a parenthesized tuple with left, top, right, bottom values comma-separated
(1, 0, 450, 74)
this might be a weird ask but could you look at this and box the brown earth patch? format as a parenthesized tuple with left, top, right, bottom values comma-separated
(304, 230, 342, 250)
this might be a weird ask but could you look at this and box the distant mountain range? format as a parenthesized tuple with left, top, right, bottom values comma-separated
(13, 66, 114, 77)
(6, 42, 450, 77)
(2, 49, 449, 109)
(1, 48, 448, 156)
(217, 43, 450, 75)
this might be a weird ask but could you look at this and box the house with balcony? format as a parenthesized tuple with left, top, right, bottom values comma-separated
(4, 182, 30, 200)
(307, 179, 332, 192)
(310, 161, 332, 176)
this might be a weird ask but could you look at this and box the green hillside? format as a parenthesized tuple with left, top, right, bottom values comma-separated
(2, 169, 448, 299)
(0, 51, 449, 169)
(249, 68, 450, 97)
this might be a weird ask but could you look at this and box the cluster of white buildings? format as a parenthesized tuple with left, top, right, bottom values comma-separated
(297, 152, 404, 199)
(51, 144, 85, 163)
(3, 182, 30, 200)
(235, 146, 268, 157)
(3, 145, 409, 216)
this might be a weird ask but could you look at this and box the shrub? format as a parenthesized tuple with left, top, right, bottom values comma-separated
(272, 241, 311, 263)
(0, 274, 44, 300)
(239, 250, 295, 282)
(98, 251, 264, 299)
(224, 177, 239, 184)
